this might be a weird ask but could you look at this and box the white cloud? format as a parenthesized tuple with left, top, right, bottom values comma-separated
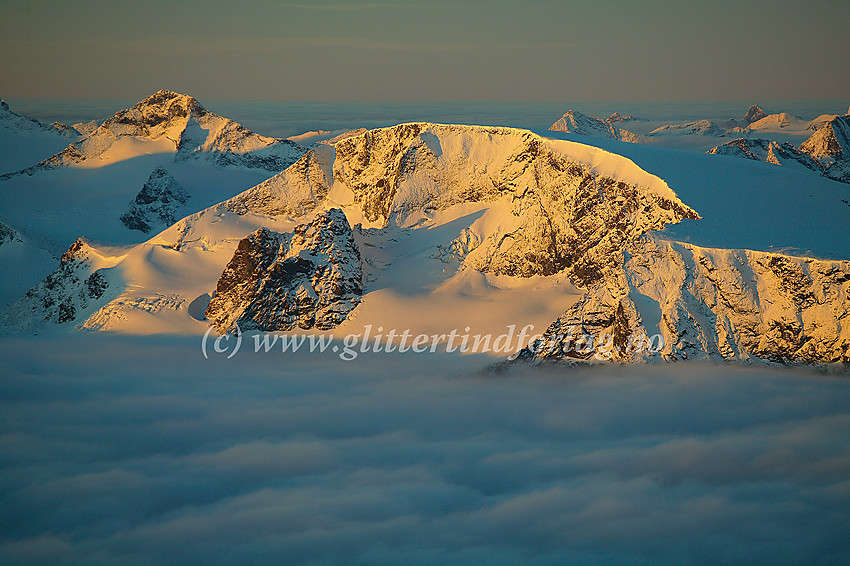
(1, 335, 849, 564)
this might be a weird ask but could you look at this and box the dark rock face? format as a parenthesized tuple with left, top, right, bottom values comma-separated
(0, 222, 21, 247)
(0, 238, 110, 331)
(744, 105, 768, 123)
(708, 130, 846, 182)
(120, 167, 190, 233)
(205, 208, 362, 333)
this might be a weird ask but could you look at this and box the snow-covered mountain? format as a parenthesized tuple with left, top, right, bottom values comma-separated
(606, 112, 640, 123)
(1, 90, 306, 179)
(799, 114, 850, 161)
(205, 209, 362, 333)
(799, 115, 850, 183)
(744, 104, 768, 123)
(0, 99, 78, 137)
(649, 120, 727, 137)
(0, 100, 85, 176)
(2, 123, 693, 335)
(3, 121, 848, 367)
(0, 238, 116, 333)
(512, 235, 850, 366)
(707, 138, 822, 173)
(746, 112, 807, 131)
(708, 115, 850, 184)
(120, 167, 191, 233)
(549, 110, 645, 143)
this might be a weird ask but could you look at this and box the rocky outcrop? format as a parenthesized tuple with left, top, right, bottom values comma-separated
(0, 222, 22, 247)
(517, 236, 850, 366)
(744, 105, 768, 123)
(707, 138, 822, 173)
(707, 138, 773, 161)
(205, 208, 362, 333)
(71, 119, 101, 136)
(710, 116, 850, 184)
(549, 110, 645, 143)
(0, 239, 111, 332)
(120, 167, 190, 233)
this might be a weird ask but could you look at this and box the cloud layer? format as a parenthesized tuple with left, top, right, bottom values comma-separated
(1, 334, 849, 565)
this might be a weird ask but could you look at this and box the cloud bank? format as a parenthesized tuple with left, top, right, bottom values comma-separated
(1, 334, 849, 565)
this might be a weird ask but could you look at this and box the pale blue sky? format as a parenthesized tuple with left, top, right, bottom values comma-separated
(1, 0, 848, 101)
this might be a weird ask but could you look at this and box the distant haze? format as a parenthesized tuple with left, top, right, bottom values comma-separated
(1, 0, 849, 101)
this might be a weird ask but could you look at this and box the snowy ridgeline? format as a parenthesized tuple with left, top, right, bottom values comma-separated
(548, 105, 850, 184)
(0, 90, 306, 180)
(1, 95, 849, 366)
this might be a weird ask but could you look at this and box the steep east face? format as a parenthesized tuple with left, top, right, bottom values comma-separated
(2, 90, 305, 178)
(223, 147, 333, 218)
(517, 236, 850, 366)
(205, 208, 362, 333)
(549, 110, 645, 143)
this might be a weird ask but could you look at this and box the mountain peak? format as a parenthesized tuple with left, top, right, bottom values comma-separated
(138, 89, 199, 108)
(549, 110, 644, 143)
(1, 91, 306, 178)
(0, 99, 78, 137)
(745, 105, 768, 123)
(799, 115, 850, 161)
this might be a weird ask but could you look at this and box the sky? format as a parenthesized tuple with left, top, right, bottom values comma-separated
(1, 0, 848, 101)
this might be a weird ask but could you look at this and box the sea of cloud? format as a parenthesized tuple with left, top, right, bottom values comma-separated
(1, 333, 849, 565)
